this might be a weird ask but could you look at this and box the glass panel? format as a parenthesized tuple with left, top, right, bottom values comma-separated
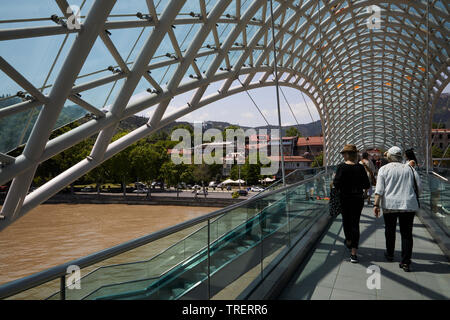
(7, 278, 61, 300)
(48, 222, 208, 300)
(420, 173, 449, 236)
(261, 190, 289, 277)
(209, 205, 262, 299)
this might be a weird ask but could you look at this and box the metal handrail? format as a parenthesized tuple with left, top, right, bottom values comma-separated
(431, 171, 449, 182)
(0, 170, 326, 299)
(260, 166, 324, 192)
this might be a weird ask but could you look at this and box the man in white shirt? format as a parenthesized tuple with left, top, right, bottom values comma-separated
(373, 146, 422, 272)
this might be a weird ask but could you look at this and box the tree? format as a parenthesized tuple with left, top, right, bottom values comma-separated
(86, 163, 108, 196)
(170, 123, 194, 136)
(311, 152, 324, 167)
(160, 161, 184, 193)
(129, 144, 161, 198)
(159, 162, 176, 187)
(432, 122, 446, 129)
(103, 131, 135, 197)
(33, 121, 93, 187)
(193, 163, 211, 185)
(442, 147, 450, 167)
(222, 125, 242, 140)
(180, 165, 195, 184)
(148, 130, 169, 143)
(241, 161, 260, 185)
(230, 164, 240, 181)
(285, 126, 301, 137)
(432, 145, 443, 159)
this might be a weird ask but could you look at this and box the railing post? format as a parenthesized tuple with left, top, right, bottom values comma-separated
(260, 209, 264, 279)
(207, 219, 211, 300)
(60, 275, 66, 300)
(286, 190, 291, 248)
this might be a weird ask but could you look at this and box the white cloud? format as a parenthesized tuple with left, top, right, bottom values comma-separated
(242, 111, 255, 119)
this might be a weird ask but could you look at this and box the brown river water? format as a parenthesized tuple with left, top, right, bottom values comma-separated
(0, 204, 219, 298)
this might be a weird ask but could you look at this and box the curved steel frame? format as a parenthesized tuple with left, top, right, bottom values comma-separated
(0, 0, 448, 230)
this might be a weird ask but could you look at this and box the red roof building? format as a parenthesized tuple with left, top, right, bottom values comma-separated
(295, 136, 324, 158)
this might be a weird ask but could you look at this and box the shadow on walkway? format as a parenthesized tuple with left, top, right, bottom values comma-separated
(278, 207, 450, 300)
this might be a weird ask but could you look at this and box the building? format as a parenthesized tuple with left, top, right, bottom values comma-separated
(168, 135, 325, 176)
(268, 136, 297, 157)
(268, 155, 313, 175)
(295, 136, 324, 159)
(431, 129, 450, 151)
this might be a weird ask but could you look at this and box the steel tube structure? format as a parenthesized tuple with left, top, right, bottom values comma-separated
(0, 0, 448, 231)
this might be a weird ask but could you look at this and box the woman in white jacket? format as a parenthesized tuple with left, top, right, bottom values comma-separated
(373, 146, 422, 272)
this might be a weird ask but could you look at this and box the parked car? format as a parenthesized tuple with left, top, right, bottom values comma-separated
(135, 182, 147, 189)
(226, 185, 232, 191)
(237, 189, 248, 196)
(208, 181, 218, 188)
(250, 186, 264, 192)
(176, 183, 185, 190)
(81, 186, 95, 192)
(133, 188, 148, 194)
(195, 189, 208, 195)
(151, 181, 164, 189)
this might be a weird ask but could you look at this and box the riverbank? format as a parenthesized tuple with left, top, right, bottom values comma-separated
(0, 191, 246, 208)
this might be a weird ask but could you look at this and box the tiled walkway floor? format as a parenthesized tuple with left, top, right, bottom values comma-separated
(279, 206, 450, 300)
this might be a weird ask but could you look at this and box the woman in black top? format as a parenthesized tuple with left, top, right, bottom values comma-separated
(333, 144, 371, 263)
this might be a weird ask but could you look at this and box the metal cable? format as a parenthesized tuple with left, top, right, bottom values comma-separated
(237, 78, 271, 126)
(279, 85, 300, 125)
(102, 26, 147, 108)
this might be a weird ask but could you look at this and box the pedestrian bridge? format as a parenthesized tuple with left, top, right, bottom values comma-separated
(0, 0, 449, 231)
(0, 167, 448, 300)
(0, 0, 449, 300)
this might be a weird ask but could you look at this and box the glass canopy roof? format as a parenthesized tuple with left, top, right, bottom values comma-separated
(0, 0, 448, 223)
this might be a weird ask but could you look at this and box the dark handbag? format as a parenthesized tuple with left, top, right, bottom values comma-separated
(329, 186, 342, 217)
(408, 165, 420, 208)
(361, 161, 376, 186)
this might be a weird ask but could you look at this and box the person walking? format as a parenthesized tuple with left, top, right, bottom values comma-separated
(379, 152, 389, 167)
(405, 148, 418, 168)
(360, 152, 377, 205)
(333, 144, 371, 263)
(373, 146, 422, 272)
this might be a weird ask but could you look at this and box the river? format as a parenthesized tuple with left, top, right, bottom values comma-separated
(0, 204, 219, 298)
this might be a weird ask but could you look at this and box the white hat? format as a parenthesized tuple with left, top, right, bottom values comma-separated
(387, 146, 402, 156)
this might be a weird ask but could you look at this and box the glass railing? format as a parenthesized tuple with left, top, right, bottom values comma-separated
(1, 169, 333, 300)
(78, 172, 332, 300)
(260, 166, 330, 194)
(432, 167, 450, 180)
(419, 171, 449, 237)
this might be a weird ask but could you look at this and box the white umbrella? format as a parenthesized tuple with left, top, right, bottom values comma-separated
(264, 177, 275, 182)
(221, 179, 236, 185)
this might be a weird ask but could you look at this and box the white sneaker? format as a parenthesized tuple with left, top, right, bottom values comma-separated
(435, 212, 446, 218)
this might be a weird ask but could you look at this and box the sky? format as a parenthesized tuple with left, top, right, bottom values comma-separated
(0, 0, 321, 130)
(144, 82, 320, 128)
(0, 1, 448, 131)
